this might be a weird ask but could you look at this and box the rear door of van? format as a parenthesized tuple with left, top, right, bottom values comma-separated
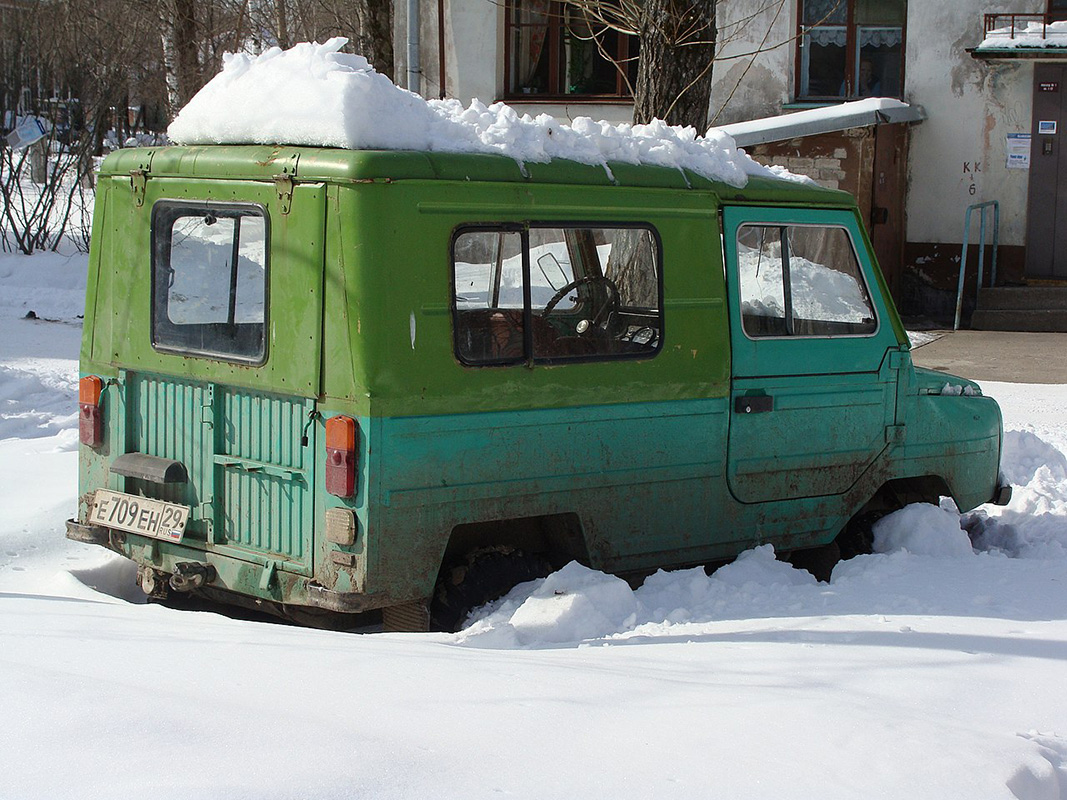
(721, 206, 902, 504)
(98, 176, 326, 577)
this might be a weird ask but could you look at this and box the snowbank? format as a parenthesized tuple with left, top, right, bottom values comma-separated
(459, 424, 1067, 646)
(4, 249, 1067, 799)
(168, 38, 796, 188)
(872, 503, 975, 557)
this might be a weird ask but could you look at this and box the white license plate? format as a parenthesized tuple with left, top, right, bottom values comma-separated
(90, 490, 190, 543)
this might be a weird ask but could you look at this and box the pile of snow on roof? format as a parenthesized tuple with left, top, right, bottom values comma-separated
(167, 37, 797, 187)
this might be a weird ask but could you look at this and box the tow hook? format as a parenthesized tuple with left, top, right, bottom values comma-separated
(169, 562, 217, 593)
(137, 565, 170, 600)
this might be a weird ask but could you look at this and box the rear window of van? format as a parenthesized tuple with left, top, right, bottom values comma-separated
(150, 202, 268, 364)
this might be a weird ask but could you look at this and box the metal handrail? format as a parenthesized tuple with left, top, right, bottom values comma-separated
(954, 200, 1000, 331)
(983, 13, 1053, 38)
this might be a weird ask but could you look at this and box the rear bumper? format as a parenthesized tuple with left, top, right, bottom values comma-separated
(66, 519, 111, 545)
(991, 477, 1013, 507)
(66, 517, 385, 614)
(305, 582, 390, 614)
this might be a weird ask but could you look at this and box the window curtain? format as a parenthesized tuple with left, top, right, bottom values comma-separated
(518, 0, 551, 87)
(808, 26, 901, 47)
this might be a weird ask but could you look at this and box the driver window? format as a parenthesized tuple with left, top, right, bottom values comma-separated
(452, 224, 662, 365)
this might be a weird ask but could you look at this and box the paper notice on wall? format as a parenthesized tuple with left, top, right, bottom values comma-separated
(1007, 133, 1031, 170)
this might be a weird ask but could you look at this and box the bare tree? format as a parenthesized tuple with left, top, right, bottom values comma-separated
(559, 0, 834, 130)
(159, 0, 205, 115)
(351, 0, 393, 78)
(559, 0, 716, 130)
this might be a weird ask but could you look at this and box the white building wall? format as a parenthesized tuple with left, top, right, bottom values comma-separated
(904, 0, 1039, 247)
(406, 0, 1039, 249)
(710, 0, 797, 126)
(441, 0, 499, 102)
(708, 0, 1040, 250)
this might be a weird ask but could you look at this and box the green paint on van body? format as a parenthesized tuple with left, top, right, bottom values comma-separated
(72, 146, 1005, 621)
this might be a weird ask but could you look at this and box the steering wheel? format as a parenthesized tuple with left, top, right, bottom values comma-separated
(542, 275, 621, 331)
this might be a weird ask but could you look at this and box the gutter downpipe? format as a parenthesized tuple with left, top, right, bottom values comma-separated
(407, 0, 421, 93)
(438, 0, 446, 98)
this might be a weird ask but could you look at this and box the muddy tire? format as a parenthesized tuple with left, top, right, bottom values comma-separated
(837, 510, 890, 561)
(431, 548, 551, 632)
(786, 540, 842, 583)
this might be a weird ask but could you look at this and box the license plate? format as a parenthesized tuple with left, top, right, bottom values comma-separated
(89, 490, 190, 543)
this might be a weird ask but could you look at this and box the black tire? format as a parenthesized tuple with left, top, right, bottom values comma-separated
(836, 510, 889, 561)
(785, 540, 842, 583)
(431, 548, 551, 632)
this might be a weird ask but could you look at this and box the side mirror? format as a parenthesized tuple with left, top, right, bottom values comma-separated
(536, 252, 567, 289)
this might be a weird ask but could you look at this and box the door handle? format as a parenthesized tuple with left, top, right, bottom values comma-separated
(735, 395, 773, 414)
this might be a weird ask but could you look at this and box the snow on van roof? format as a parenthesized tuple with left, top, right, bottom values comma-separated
(167, 37, 800, 188)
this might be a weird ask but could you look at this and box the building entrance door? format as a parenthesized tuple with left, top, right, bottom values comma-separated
(1026, 63, 1067, 279)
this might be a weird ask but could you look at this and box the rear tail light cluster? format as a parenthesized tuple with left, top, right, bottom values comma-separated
(79, 376, 104, 448)
(325, 416, 358, 498)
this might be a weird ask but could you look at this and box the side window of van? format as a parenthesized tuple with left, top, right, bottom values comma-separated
(737, 224, 876, 338)
(452, 225, 661, 365)
(151, 203, 268, 363)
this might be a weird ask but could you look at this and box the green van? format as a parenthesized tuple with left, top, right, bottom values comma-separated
(67, 145, 1011, 630)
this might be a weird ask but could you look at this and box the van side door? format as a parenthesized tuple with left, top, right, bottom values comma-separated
(721, 206, 902, 504)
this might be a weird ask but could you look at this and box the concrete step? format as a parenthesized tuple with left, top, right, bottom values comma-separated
(977, 286, 1067, 311)
(970, 308, 1067, 332)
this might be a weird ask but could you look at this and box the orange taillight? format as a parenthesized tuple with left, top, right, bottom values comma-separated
(79, 376, 104, 447)
(79, 375, 103, 405)
(325, 416, 357, 498)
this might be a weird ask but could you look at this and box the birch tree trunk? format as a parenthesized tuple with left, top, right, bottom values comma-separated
(354, 0, 394, 79)
(632, 0, 716, 131)
(159, 0, 201, 118)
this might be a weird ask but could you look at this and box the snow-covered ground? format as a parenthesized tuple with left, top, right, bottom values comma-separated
(3, 246, 1067, 799)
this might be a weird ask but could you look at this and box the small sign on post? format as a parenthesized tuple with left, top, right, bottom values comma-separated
(4, 116, 49, 150)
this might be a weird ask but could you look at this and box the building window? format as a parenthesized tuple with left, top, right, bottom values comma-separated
(1051, 0, 1067, 21)
(797, 0, 905, 100)
(504, 0, 637, 98)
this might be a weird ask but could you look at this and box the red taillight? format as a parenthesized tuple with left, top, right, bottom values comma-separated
(79, 376, 104, 448)
(325, 416, 357, 498)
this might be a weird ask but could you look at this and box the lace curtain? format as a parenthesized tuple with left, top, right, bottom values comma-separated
(808, 27, 902, 47)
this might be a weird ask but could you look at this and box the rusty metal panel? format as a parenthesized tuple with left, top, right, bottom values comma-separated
(125, 372, 314, 571)
(215, 388, 315, 570)
(870, 124, 908, 298)
(125, 372, 214, 538)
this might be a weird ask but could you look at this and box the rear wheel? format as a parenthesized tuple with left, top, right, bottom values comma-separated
(785, 540, 842, 582)
(431, 547, 551, 632)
